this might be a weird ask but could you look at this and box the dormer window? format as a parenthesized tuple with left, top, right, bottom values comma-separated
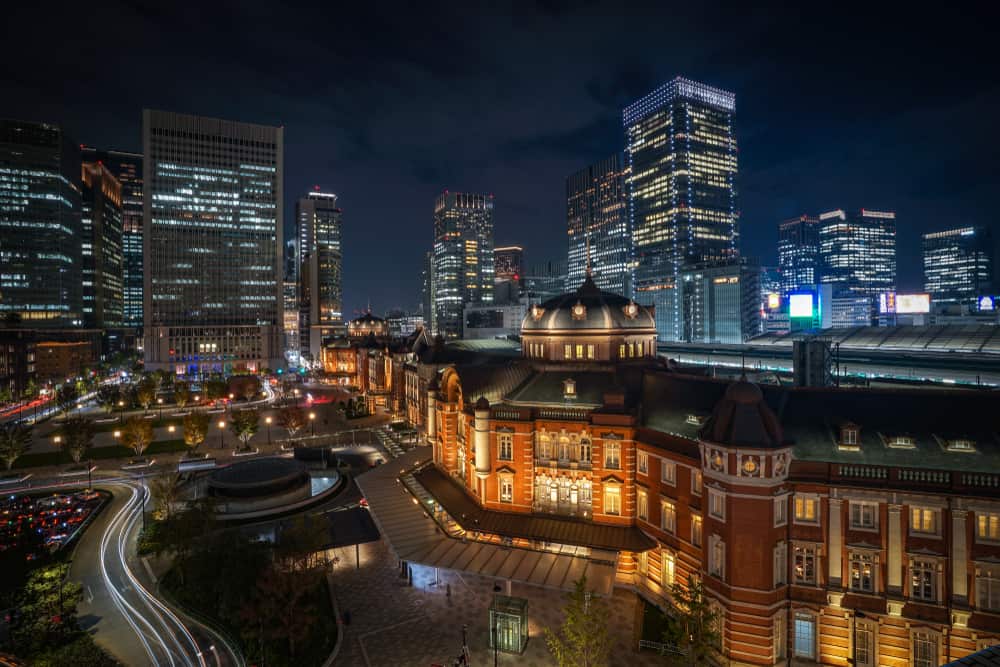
(571, 301, 586, 320)
(563, 378, 577, 399)
(886, 434, 916, 449)
(686, 414, 707, 426)
(839, 425, 860, 451)
(947, 438, 976, 453)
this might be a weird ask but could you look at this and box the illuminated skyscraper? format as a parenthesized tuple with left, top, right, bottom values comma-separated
(923, 226, 993, 305)
(422, 250, 435, 335)
(80, 161, 123, 329)
(778, 215, 820, 295)
(566, 153, 630, 295)
(432, 192, 494, 338)
(494, 246, 523, 283)
(142, 109, 283, 374)
(296, 190, 343, 360)
(0, 119, 82, 327)
(81, 147, 143, 333)
(818, 209, 896, 296)
(624, 77, 738, 341)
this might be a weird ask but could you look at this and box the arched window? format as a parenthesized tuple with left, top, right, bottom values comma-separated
(579, 437, 592, 463)
(559, 436, 570, 461)
(538, 433, 552, 459)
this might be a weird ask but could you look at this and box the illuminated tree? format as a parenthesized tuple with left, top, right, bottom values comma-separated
(0, 423, 32, 470)
(545, 575, 610, 667)
(182, 412, 210, 455)
(122, 416, 153, 457)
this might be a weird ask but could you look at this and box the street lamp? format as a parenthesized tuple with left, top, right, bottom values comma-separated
(157, 397, 164, 421)
(309, 411, 316, 436)
(118, 400, 125, 422)
(228, 393, 235, 412)
(218, 420, 226, 449)
(265, 416, 272, 445)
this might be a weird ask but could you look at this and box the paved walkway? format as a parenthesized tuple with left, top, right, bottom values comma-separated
(328, 539, 663, 667)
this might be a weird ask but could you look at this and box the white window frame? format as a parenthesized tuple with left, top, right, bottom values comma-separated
(660, 460, 676, 485)
(604, 441, 620, 469)
(793, 544, 818, 586)
(603, 485, 621, 516)
(499, 475, 513, 503)
(660, 498, 676, 534)
(794, 495, 820, 525)
(497, 432, 513, 461)
(691, 469, 702, 496)
(708, 488, 725, 522)
(691, 514, 702, 548)
(637, 488, 648, 522)
(662, 550, 675, 588)
(910, 628, 940, 667)
(910, 557, 937, 603)
(774, 496, 788, 527)
(975, 563, 1000, 612)
(910, 506, 940, 537)
(793, 612, 817, 659)
(848, 550, 877, 594)
(854, 618, 877, 667)
(977, 512, 1000, 543)
(849, 501, 878, 531)
(637, 450, 648, 475)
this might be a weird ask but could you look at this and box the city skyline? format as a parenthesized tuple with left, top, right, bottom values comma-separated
(5, 4, 997, 316)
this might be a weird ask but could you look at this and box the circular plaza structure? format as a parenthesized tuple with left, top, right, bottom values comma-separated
(207, 457, 312, 514)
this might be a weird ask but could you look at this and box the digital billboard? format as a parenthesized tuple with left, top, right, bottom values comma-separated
(979, 296, 996, 312)
(789, 293, 814, 319)
(879, 292, 896, 314)
(895, 293, 930, 314)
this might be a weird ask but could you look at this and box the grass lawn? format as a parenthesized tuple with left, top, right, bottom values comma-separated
(50, 417, 183, 434)
(14, 439, 189, 469)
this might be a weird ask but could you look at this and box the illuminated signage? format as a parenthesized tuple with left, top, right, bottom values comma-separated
(789, 293, 814, 319)
(879, 292, 897, 314)
(767, 293, 780, 310)
(895, 293, 930, 314)
(979, 296, 996, 312)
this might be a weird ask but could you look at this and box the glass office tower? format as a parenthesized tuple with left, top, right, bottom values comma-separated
(142, 109, 283, 375)
(0, 119, 83, 327)
(494, 246, 523, 283)
(778, 215, 820, 296)
(923, 226, 993, 306)
(818, 209, 896, 296)
(432, 192, 494, 339)
(566, 153, 630, 295)
(296, 190, 343, 360)
(81, 147, 143, 333)
(624, 77, 738, 341)
(80, 161, 124, 329)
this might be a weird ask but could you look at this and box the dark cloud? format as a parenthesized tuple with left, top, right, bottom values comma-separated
(3, 1, 998, 312)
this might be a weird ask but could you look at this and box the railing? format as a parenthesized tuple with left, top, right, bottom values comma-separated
(961, 472, 1000, 488)
(837, 465, 888, 480)
(491, 408, 527, 421)
(537, 408, 590, 421)
(637, 639, 687, 657)
(898, 469, 949, 485)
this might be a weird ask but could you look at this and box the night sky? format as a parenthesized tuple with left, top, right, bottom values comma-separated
(6, 2, 998, 316)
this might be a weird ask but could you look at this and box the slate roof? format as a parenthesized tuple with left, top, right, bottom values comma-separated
(944, 644, 1000, 666)
(414, 464, 656, 552)
(505, 370, 619, 408)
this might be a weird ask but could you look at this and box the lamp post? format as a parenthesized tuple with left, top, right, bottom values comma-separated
(118, 400, 125, 422)
(265, 416, 272, 445)
(218, 420, 225, 449)
(228, 393, 235, 412)
(157, 397, 164, 422)
(309, 412, 316, 436)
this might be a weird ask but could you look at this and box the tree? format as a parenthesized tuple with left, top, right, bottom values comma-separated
(136, 379, 156, 413)
(276, 514, 330, 572)
(229, 375, 261, 402)
(59, 416, 95, 464)
(22, 378, 38, 400)
(661, 576, 720, 664)
(122, 416, 153, 458)
(173, 381, 191, 408)
(56, 384, 78, 417)
(276, 405, 306, 442)
(203, 379, 227, 402)
(150, 472, 182, 521)
(0, 387, 12, 405)
(229, 409, 259, 450)
(240, 564, 321, 660)
(182, 412, 209, 455)
(0, 423, 32, 471)
(10, 563, 83, 653)
(544, 575, 610, 667)
(97, 385, 120, 415)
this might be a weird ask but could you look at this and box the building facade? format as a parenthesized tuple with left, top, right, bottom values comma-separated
(296, 190, 343, 360)
(463, 301, 529, 340)
(818, 209, 896, 296)
(494, 245, 523, 283)
(1, 119, 83, 327)
(778, 215, 821, 296)
(392, 276, 1000, 666)
(679, 260, 761, 344)
(141, 110, 283, 374)
(432, 192, 495, 339)
(81, 147, 143, 334)
(624, 77, 738, 342)
(566, 153, 631, 296)
(80, 161, 124, 329)
(923, 227, 993, 306)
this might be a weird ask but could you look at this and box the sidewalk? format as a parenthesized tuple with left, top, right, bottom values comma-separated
(329, 539, 662, 667)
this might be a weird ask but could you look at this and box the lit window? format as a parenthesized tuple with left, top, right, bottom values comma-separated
(794, 613, 816, 659)
(637, 489, 648, 521)
(579, 438, 591, 463)
(604, 441, 620, 469)
(840, 425, 859, 450)
(497, 433, 513, 461)
(604, 486, 621, 515)
(618, 343, 626, 358)
(794, 496, 819, 524)
(586, 344, 595, 359)
(849, 552, 876, 593)
(911, 631, 938, 667)
(910, 559, 936, 602)
(910, 507, 939, 536)
(662, 551, 675, 587)
(977, 563, 1000, 611)
(691, 469, 702, 496)
(977, 512, 1000, 542)
(850, 502, 878, 530)
(575, 344, 584, 359)
(637, 451, 648, 474)
(947, 438, 976, 452)
(500, 477, 513, 503)
(793, 544, 817, 585)
(886, 434, 915, 449)
(660, 499, 676, 534)
(564, 344, 572, 360)
(660, 460, 676, 485)
(774, 496, 788, 527)
(773, 542, 787, 586)
(691, 515, 703, 547)
(709, 489, 725, 521)
(709, 534, 725, 579)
